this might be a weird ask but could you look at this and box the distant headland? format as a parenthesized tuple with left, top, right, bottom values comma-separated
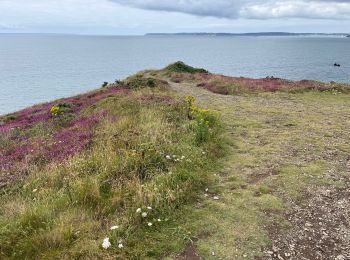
(145, 32, 349, 37)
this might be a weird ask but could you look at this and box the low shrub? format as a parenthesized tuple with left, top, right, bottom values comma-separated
(50, 103, 71, 116)
(165, 61, 208, 74)
(123, 75, 169, 90)
(185, 95, 219, 144)
(4, 115, 17, 122)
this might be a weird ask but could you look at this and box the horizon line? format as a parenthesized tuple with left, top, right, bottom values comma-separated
(0, 31, 349, 37)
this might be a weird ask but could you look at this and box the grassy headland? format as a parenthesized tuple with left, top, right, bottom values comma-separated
(1, 62, 350, 259)
(0, 64, 223, 259)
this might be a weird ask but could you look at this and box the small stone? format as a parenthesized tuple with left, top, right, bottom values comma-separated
(277, 254, 284, 260)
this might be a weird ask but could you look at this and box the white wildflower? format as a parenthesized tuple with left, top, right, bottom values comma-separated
(202, 151, 206, 155)
(102, 237, 111, 249)
(136, 208, 142, 213)
(142, 212, 148, 218)
(181, 156, 185, 160)
(213, 196, 219, 200)
(110, 225, 119, 230)
(205, 188, 209, 192)
(157, 219, 161, 222)
(166, 155, 171, 159)
(147, 206, 152, 210)
(32, 189, 38, 193)
(148, 222, 153, 227)
(118, 243, 124, 249)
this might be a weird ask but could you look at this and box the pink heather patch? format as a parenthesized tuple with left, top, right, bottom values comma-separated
(0, 103, 53, 134)
(0, 111, 109, 173)
(0, 86, 128, 134)
(195, 73, 347, 93)
(45, 111, 108, 160)
(0, 143, 35, 171)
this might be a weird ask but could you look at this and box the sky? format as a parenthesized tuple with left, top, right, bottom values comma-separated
(0, 0, 349, 34)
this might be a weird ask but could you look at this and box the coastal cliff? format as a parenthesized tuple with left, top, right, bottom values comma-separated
(1, 62, 350, 259)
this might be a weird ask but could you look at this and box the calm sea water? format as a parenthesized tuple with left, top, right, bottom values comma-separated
(0, 34, 349, 115)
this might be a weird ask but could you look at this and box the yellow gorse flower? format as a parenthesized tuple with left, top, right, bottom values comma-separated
(50, 105, 61, 116)
(185, 95, 196, 105)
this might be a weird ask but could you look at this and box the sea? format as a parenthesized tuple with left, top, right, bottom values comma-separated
(0, 34, 349, 115)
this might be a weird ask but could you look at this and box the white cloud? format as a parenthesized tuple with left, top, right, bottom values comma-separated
(111, 0, 350, 19)
(0, 0, 349, 33)
(241, 1, 350, 19)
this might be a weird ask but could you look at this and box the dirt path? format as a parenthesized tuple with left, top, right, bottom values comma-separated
(169, 80, 350, 260)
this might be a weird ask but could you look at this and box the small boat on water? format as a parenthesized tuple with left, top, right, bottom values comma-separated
(334, 63, 341, 67)
(346, 35, 350, 38)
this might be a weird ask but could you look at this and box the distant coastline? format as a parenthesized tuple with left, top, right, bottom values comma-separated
(1, 32, 349, 37)
(145, 32, 349, 37)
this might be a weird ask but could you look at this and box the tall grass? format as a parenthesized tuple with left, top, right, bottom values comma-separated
(0, 82, 223, 258)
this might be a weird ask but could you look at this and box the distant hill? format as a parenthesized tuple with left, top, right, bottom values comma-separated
(145, 32, 348, 37)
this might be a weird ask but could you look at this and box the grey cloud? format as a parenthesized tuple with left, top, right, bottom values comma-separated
(110, 0, 255, 18)
(110, 0, 350, 19)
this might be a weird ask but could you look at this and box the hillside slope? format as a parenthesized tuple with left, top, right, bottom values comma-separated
(1, 62, 350, 259)
(0, 66, 223, 259)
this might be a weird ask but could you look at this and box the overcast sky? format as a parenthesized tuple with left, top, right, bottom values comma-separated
(0, 0, 349, 34)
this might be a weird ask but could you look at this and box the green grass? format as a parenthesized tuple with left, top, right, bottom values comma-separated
(0, 77, 223, 259)
(167, 72, 350, 259)
(2, 62, 350, 259)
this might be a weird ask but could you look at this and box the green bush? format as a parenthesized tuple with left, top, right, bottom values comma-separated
(50, 103, 71, 116)
(185, 95, 218, 144)
(194, 108, 218, 144)
(165, 61, 208, 74)
(124, 76, 168, 89)
(4, 115, 17, 122)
